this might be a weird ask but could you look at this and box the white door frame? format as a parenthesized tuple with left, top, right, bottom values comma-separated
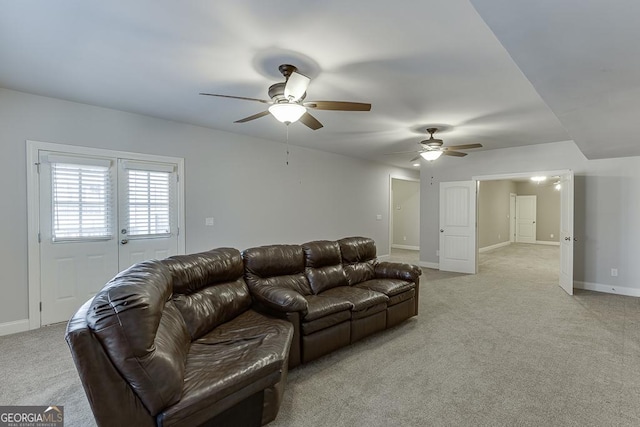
(509, 193, 516, 242)
(473, 169, 573, 292)
(26, 140, 186, 329)
(388, 174, 420, 256)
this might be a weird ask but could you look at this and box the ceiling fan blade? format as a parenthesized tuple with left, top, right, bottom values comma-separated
(443, 143, 483, 150)
(199, 93, 271, 104)
(304, 101, 371, 111)
(410, 154, 423, 162)
(234, 110, 270, 123)
(284, 71, 310, 101)
(442, 150, 467, 157)
(299, 112, 323, 130)
(384, 150, 422, 155)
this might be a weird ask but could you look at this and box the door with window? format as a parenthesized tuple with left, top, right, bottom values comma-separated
(38, 150, 180, 325)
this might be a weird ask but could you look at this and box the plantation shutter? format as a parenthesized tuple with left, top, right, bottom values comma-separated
(46, 154, 113, 241)
(122, 161, 176, 238)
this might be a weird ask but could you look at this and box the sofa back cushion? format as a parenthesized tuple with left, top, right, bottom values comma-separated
(164, 248, 251, 340)
(302, 240, 348, 294)
(338, 236, 377, 285)
(243, 244, 312, 296)
(86, 260, 190, 416)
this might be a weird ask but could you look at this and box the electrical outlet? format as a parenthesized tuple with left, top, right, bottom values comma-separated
(376, 214, 382, 221)
(550, 233, 554, 238)
(498, 234, 501, 239)
(205, 217, 214, 226)
(611, 268, 618, 277)
(403, 236, 407, 241)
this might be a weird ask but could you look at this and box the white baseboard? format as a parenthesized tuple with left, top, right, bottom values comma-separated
(479, 241, 511, 253)
(377, 254, 390, 260)
(391, 244, 420, 251)
(0, 319, 30, 337)
(419, 261, 439, 269)
(574, 281, 640, 297)
(536, 240, 560, 246)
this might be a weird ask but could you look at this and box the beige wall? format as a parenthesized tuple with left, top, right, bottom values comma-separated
(392, 179, 420, 247)
(515, 181, 560, 242)
(478, 180, 517, 249)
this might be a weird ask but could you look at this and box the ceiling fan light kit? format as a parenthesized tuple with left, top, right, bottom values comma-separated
(200, 64, 371, 130)
(268, 103, 306, 124)
(420, 150, 443, 161)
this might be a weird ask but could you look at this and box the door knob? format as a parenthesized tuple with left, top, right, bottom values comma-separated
(121, 239, 128, 245)
(440, 229, 444, 233)
(565, 237, 570, 241)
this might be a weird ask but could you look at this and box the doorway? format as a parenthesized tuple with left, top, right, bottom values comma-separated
(389, 176, 420, 256)
(27, 141, 186, 327)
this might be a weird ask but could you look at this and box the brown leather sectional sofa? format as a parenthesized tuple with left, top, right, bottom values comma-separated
(244, 236, 421, 367)
(66, 237, 421, 426)
(66, 248, 292, 427)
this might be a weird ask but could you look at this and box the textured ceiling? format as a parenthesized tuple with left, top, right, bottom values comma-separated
(1, 1, 630, 169)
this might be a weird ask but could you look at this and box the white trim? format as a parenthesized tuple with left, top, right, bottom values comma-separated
(479, 241, 511, 253)
(536, 240, 560, 246)
(377, 254, 390, 261)
(419, 261, 439, 269)
(26, 140, 186, 331)
(0, 319, 30, 337)
(574, 281, 640, 297)
(391, 244, 420, 251)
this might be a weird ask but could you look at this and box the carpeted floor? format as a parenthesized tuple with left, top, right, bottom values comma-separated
(2, 243, 640, 426)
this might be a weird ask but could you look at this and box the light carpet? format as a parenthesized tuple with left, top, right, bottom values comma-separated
(2, 243, 640, 426)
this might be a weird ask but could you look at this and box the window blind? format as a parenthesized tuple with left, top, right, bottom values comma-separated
(51, 162, 113, 241)
(126, 169, 173, 237)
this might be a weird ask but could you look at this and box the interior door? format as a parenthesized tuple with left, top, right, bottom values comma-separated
(509, 193, 516, 242)
(439, 181, 477, 274)
(117, 160, 179, 270)
(516, 195, 537, 243)
(39, 152, 119, 325)
(559, 171, 574, 295)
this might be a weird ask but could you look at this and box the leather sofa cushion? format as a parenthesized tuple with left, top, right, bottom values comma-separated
(342, 261, 376, 286)
(303, 240, 348, 294)
(320, 286, 388, 312)
(387, 288, 416, 306)
(172, 278, 251, 340)
(165, 248, 252, 340)
(355, 278, 415, 297)
(302, 311, 351, 335)
(159, 310, 293, 426)
(243, 245, 312, 296)
(302, 240, 342, 267)
(351, 302, 387, 320)
(337, 236, 376, 263)
(303, 295, 352, 321)
(86, 260, 190, 416)
(375, 262, 422, 282)
(163, 248, 244, 294)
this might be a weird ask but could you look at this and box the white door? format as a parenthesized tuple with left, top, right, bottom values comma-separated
(39, 152, 119, 325)
(38, 152, 181, 325)
(516, 195, 537, 243)
(439, 181, 477, 274)
(117, 160, 179, 270)
(559, 171, 574, 295)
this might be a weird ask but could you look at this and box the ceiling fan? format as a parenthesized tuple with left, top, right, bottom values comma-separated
(200, 64, 371, 130)
(396, 128, 483, 161)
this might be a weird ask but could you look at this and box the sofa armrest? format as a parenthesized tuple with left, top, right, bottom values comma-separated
(66, 300, 155, 427)
(374, 262, 422, 282)
(251, 286, 308, 314)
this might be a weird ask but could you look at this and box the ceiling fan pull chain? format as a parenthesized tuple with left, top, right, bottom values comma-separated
(286, 124, 290, 166)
